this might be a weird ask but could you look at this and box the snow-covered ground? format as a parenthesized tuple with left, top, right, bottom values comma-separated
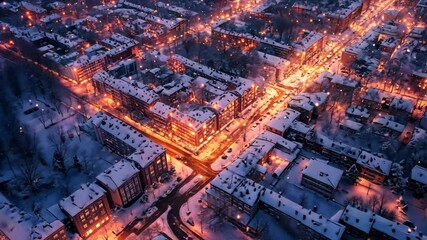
(2, 92, 195, 238)
(4, 96, 116, 221)
(87, 157, 193, 240)
(137, 206, 177, 240)
(179, 189, 252, 240)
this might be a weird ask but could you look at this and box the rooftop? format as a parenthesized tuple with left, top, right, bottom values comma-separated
(339, 205, 375, 234)
(356, 151, 392, 175)
(302, 159, 344, 188)
(59, 183, 105, 217)
(266, 108, 301, 133)
(96, 160, 139, 191)
(411, 165, 427, 185)
(289, 92, 328, 111)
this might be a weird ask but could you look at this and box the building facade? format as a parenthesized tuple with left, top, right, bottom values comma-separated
(59, 183, 111, 238)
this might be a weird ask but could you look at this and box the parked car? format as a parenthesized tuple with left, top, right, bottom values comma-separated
(144, 207, 158, 218)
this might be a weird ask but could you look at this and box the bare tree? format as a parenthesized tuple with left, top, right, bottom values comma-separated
(0, 139, 16, 178)
(369, 195, 380, 211)
(46, 109, 55, 125)
(18, 133, 41, 192)
(38, 109, 48, 128)
(63, 95, 73, 113)
(19, 158, 41, 192)
(48, 126, 69, 173)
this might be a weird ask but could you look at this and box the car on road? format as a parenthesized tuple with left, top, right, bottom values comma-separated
(23, 106, 39, 115)
(221, 155, 227, 159)
(187, 217, 195, 226)
(144, 207, 158, 218)
(227, 148, 232, 153)
(176, 176, 182, 182)
(176, 155, 183, 160)
(166, 187, 174, 195)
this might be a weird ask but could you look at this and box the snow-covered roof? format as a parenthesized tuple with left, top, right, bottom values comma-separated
(390, 97, 414, 113)
(96, 160, 139, 191)
(137, 12, 184, 30)
(227, 132, 278, 177)
(0, 201, 32, 240)
(256, 51, 290, 69)
(302, 160, 343, 188)
(330, 74, 360, 88)
(262, 131, 299, 154)
(339, 205, 374, 234)
(227, 131, 299, 177)
(59, 183, 106, 217)
(340, 119, 363, 132)
(292, 31, 323, 52)
(126, 141, 166, 168)
(346, 105, 370, 119)
(231, 179, 263, 207)
(409, 127, 427, 148)
(289, 92, 328, 111)
(68, 53, 105, 68)
(21, 1, 46, 13)
(260, 190, 345, 240)
(171, 54, 250, 87)
(46, 1, 65, 10)
(92, 71, 159, 105)
(250, 2, 273, 14)
(40, 13, 61, 23)
(210, 169, 244, 195)
(109, 33, 139, 45)
(372, 115, 405, 133)
(289, 120, 313, 134)
(411, 165, 427, 185)
(45, 32, 81, 49)
(170, 108, 216, 131)
(84, 44, 104, 55)
(93, 112, 148, 150)
(31, 220, 64, 240)
(381, 35, 399, 48)
(363, 88, 390, 102)
(315, 71, 333, 84)
(356, 151, 392, 175)
(306, 132, 362, 160)
(212, 20, 292, 51)
(149, 102, 176, 119)
(155, 2, 198, 18)
(345, 29, 381, 56)
(266, 108, 301, 133)
(326, 1, 362, 19)
(372, 214, 427, 240)
(210, 92, 239, 112)
(123, 1, 156, 14)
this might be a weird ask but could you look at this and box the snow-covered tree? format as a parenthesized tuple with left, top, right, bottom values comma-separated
(48, 126, 69, 173)
(53, 150, 66, 174)
(387, 162, 406, 194)
(346, 164, 359, 184)
(73, 155, 82, 171)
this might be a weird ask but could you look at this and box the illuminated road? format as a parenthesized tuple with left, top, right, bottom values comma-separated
(0, 0, 404, 239)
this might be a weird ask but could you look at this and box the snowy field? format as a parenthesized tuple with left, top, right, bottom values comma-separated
(179, 189, 252, 240)
(2, 95, 116, 221)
